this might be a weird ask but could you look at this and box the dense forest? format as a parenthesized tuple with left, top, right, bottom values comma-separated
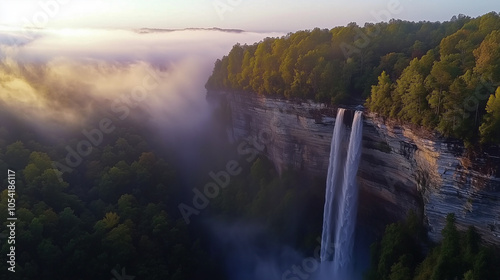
(0, 113, 222, 280)
(0, 107, 323, 279)
(366, 213, 500, 280)
(206, 12, 500, 144)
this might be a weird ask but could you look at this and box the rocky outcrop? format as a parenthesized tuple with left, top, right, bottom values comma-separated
(220, 91, 334, 175)
(212, 91, 500, 245)
(369, 115, 500, 244)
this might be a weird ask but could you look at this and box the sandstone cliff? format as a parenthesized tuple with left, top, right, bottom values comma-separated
(211, 91, 500, 245)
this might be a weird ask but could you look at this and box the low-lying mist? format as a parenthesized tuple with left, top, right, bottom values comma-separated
(0, 27, 282, 130)
(1, 27, 345, 280)
(0, 27, 283, 172)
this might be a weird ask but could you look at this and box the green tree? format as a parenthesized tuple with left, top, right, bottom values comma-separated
(102, 212, 120, 229)
(227, 44, 244, 88)
(4, 141, 30, 170)
(400, 74, 428, 124)
(474, 30, 500, 84)
(94, 212, 120, 236)
(58, 207, 81, 242)
(37, 238, 63, 274)
(23, 151, 53, 185)
(117, 194, 139, 221)
(38, 169, 69, 211)
(103, 223, 135, 264)
(377, 223, 409, 279)
(366, 71, 393, 117)
(431, 213, 462, 280)
(463, 226, 481, 264)
(479, 87, 500, 143)
(389, 255, 412, 280)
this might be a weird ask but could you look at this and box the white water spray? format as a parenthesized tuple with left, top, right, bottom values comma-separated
(320, 108, 346, 262)
(320, 110, 363, 279)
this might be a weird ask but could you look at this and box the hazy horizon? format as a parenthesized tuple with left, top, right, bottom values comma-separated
(0, 1, 497, 33)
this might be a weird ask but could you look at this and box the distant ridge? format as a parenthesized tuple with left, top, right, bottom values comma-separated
(136, 27, 245, 34)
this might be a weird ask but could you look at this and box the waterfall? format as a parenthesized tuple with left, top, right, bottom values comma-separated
(320, 108, 346, 262)
(320, 110, 363, 279)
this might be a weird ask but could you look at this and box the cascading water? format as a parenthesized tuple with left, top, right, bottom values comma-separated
(320, 108, 346, 262)
(320, 110, 363, 280)
(331, 110, 363, 278)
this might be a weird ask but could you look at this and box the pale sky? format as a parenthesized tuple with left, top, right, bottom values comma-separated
(0, 0, 498, 32)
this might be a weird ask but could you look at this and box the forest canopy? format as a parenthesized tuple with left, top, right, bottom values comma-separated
(206, 12, 500, 144)
(0, 117, 220, 280)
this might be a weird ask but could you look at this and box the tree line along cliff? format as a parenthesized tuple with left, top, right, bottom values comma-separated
(206, 12, 500, 145)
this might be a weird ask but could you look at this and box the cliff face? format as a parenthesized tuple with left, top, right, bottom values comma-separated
(368, 115, 500, 244)
(214, 91, 500, 244)
(383, 121, 500, 244)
